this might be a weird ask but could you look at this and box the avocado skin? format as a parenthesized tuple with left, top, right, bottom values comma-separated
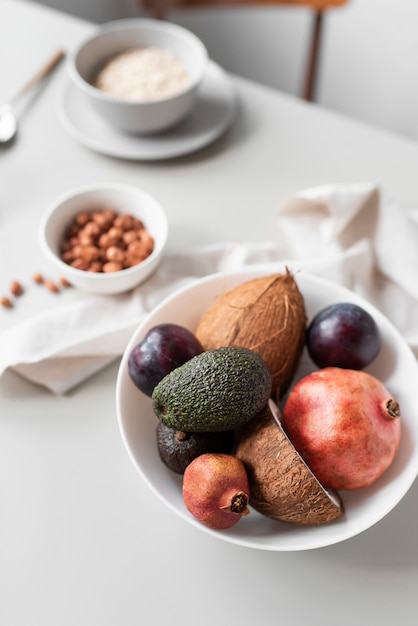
(152, 346, 272, 432)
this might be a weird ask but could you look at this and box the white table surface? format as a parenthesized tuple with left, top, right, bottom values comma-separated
(2, 1, 418, 624)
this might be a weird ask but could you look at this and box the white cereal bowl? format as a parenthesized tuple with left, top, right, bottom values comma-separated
(116, 266, 418, 551)
(67, 18, 208, 134)
(39, 182, 168, 295)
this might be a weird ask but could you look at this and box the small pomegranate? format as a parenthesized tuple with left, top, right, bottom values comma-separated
(281, 367, 401, 490)
(182, 453, 250, 529)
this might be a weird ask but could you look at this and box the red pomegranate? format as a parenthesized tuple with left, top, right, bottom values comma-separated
(281, 367, 401, 490)
(182, 453, 250, 529)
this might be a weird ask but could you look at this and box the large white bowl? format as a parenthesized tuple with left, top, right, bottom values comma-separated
(116, 267, 418, 551)
(67, 18, 208, 134)
(39, 182, 168, 295)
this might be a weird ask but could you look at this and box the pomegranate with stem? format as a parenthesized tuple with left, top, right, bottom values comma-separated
(182, 453, 250, 530)
(281, 367, 401, 490)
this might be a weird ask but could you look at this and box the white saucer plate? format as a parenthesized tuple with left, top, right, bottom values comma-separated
(57, 61, 238, 161)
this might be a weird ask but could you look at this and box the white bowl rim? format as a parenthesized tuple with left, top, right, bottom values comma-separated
(39, 181, 168, 283)
(67, 17, 209, 106)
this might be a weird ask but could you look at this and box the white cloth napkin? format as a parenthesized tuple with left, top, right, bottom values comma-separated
(1, 182, 417, 393)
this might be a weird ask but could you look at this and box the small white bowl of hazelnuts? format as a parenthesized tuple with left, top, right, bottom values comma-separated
(39, 182, 168, 295)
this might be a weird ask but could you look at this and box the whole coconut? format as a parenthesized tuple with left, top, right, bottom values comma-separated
(195, 270, 307, 399)
(235, 401, 344, 525)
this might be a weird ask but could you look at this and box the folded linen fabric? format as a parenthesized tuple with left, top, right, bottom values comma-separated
(1, 182, 417, 393)
(1, 241, 282, 393)
(277, 182, 418, 355)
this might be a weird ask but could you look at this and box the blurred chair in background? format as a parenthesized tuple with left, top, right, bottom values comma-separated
(137, 0, 349, 101)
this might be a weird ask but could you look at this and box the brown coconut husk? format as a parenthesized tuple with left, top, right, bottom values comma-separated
(235, 401, 344, 525)
(195, 270, 307, 399)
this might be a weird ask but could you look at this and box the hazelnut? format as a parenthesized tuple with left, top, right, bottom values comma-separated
(83, 221, 101, 237)
(75, 212, 90, 226)
(81, 246, 100, 262)
(106, 246, 125, 263)
(102, 261, 123, 273)
(107, 226, 123, 244)
(78, 232, 95, 247)
(59, 276, 72, 287)
(87, 262, 104, 273)
(98, 233, 111, 249)
(1, 296, 13, 308)
(60, 207, 154, 275)
(32, 273, 44, 284)
(44, 280, 59, 293)
(123, 230, 139, 245)
(10, 280, 23, 296)
(71, 258, 90, 271)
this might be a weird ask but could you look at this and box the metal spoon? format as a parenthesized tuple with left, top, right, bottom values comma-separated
(0, 49, 65, 145)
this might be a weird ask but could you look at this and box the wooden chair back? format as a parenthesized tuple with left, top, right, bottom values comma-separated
(138, 0, 349, 101)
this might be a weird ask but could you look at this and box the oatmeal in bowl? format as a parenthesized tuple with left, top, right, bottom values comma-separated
(93, 46, 190, 102)
(67, 18, 208, 134)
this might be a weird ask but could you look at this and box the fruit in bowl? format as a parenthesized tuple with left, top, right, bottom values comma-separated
(152, 346, 273, 432)
(281, 367, 401, 491)
(306, 302, 382, 369)
(128, 323, 204, 397)
(235, 400, 344, 525)
(183, 453, 251, 530)
(116, 267, 418, 551)
(138, 274, 398, 528)
(194, 270, 307, 400)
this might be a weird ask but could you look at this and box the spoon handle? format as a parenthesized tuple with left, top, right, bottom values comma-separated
(18, 49, 66, 97)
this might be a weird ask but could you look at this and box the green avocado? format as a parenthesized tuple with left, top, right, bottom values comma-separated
(152, 346, 272, 432)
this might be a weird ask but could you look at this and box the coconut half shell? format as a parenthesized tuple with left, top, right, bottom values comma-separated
(235, 400, 344, 525)
(194, 270, 307, 399)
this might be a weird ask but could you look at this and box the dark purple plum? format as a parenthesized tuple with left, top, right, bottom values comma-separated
(128, 323, 203, 397)
(306, 302, 381, 370)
